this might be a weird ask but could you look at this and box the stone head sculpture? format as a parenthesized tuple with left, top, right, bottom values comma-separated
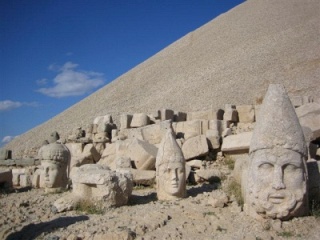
(38, 143, 70, 192)
(245, 84, 308, 220)
(156, 128, 186, 200)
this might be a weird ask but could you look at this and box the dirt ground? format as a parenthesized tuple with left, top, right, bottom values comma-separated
(1, 177, 319, 240)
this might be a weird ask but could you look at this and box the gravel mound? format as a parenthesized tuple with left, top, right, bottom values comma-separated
(6, 0, 320, 157)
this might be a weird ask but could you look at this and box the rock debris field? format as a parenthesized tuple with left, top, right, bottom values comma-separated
(0, 158, 319, 240)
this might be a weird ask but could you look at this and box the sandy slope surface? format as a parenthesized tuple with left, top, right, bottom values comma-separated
(5, 0, 320, 158)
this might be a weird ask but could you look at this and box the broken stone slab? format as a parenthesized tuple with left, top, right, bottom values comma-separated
(158, 109, 174, 121)
(221, 132, 253, 154)
(295, 103, 320, 142)
(130, 113, 150, 128)
(223, 104, 238, 122)
(195, 169, 222, 182)
(207, 190, 229, 208)
(32, 169, 41, 188)
(120, 114, 133, 130)
(187, 109, 222, 121)
(236, 105, 255, 123)
(93, 115, 113, 125)
(15, 158, 38, 166)
(186, 159, 203, 169)
(116, 138, 158, 170)
(182, 135, 209, 160)
(0, 169, 13, 189)
(0, 159, 15, 166)
(130, 169, 156, 186)
(53, 194, 81, 213)
(115, 156, 132, 169)
(66, 143, 100, 170)
(71, 164, 133, 207)
(19, 174, 32, 187)
(174, 111, 187, 122)
(98, 143, 116, 169)
(0, 149, 12, 160)
(173, 120, 204, 140)
(206, 129, 221, 149)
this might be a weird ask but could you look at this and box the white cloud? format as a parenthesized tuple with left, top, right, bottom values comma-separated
(0, 100, 22, 111)
(0, 100, 39, 112)
(1, 136, 18, 144)
(37, 62, 105, 98)
(36, 78, 48, 86)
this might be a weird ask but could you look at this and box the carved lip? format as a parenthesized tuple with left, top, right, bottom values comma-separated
(171, 182, 178, 188)
(268, 193, 285, 204)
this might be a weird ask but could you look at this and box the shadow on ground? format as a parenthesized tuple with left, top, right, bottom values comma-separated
(6, 215, 89, 240)
(129, 192, 157, 205)
(187, 183, 218, 197)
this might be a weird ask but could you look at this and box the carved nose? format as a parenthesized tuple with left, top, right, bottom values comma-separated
(171, 169, 178, 181)
(272, 166, 285, 190)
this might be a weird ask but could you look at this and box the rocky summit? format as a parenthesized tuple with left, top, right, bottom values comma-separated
(5, 0, 320, 158)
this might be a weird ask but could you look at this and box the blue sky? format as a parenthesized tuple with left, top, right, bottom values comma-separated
(0, 0, 245, 146)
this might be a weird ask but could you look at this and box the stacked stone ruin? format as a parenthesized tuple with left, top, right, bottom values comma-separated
(1, 85, 320, 220)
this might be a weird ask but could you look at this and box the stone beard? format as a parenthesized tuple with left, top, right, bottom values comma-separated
(157, 161, 186, 199)
(247, 147, 307, 220)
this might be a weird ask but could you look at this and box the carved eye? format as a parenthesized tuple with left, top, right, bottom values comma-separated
(259, 163, 273, 170)
(284, 164, 299, 171)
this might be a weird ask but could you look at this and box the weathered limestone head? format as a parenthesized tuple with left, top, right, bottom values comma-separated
(38, 143, 70, 192)
(156, 128, 186, 200)
(246, 84, 308, 220)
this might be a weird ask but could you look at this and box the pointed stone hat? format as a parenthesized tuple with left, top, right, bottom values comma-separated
(156, 128, 185, 167)
(250, 84, 307, 156)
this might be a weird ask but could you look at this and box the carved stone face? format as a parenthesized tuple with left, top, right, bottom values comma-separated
(158, 161, 185, 197)
(41, 161, 65, 188)
(248, 148, 307, 219)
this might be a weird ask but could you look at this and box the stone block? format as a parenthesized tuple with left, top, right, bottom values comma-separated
(0, 169, 12, 189)
(20, 174, 31, 187)
(32, 169, 41, 188)
(186, 159, 203, 169)
(236, 105, 255, 123)
(187, 109, 219, 121)
(290, 96, 303, 108)
(206, 129, 221, 149)
(116, 156, 132, 169)
(223, 108, 238, 122)
(173, 120, 202, 140)
(130, 113, 150, 128)
(130, 169, 156, 186)
(116, 138, 158, 170)
(174, 111, 187, 122)
(98, 143, 117, 169)
(221, 132, 252, 154)
(158, 109, 174, 121)
(182, 135, 208, 160)
(0, 149, 12, 160)
(195, 169, 222, 182)
(120, 114, 133, 129)
(296, 103, 320, 118)
(299, 115, 320, 142)
(71, 164, 133, 207)
(208, 190, 228, 208)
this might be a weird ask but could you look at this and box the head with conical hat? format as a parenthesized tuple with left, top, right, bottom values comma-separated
(246, 84, 308, 220)
(156, 128, 186, 200)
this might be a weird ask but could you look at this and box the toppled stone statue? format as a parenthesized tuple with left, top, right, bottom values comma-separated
(38, 143, 70, 193)
(53, 164, 133, 212)
(156, 128, 186, 200)
(243, 84, 308, 220)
